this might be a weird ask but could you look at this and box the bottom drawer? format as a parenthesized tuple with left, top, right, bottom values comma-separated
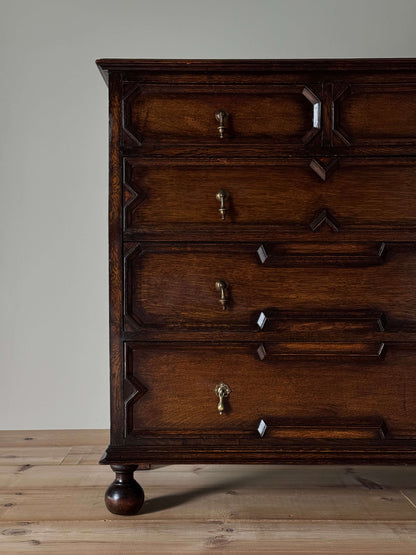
(123, 342, 416, 440)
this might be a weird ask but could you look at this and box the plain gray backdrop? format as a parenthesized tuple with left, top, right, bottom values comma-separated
(1, 0, 416, 429)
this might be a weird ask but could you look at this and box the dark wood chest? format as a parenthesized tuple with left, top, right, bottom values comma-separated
(96, 58, 416, 515)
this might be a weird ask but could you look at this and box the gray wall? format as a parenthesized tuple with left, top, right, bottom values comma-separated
(1, 0, 415, 429)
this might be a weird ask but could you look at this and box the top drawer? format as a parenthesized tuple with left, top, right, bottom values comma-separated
(122, 83, 319, 152)
(121, 80, 416, 155)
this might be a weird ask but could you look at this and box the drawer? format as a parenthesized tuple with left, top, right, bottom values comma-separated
(124, 342, 416, 439)
(123, 158, 416, 235)
(121, 80, 416, 155)
(122, 83, 321, 150)
(124, 242, 416, 331)
(332, 82, 416, 152)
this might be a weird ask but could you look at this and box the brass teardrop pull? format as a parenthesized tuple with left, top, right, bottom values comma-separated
(216, 189, 230, 220)
(215, 383, 231, 415)
(215, 110, 229, 139)
(215, 280, 229, 310)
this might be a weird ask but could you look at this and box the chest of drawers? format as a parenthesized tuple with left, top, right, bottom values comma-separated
(96, 59, 416, 515)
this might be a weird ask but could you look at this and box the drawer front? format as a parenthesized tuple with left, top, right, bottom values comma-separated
(124, 158, 416, 233)
(121, 80, 416, 155)
(124, 242, 416, 330)
(123, 83, 320, 148)
(124, 342, 416, 439)
(333, 83, 416, 150)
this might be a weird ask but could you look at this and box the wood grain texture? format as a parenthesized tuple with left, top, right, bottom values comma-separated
(124, 242, 416, 329)
(108, 73, 124, 446)
(1, 431, 416, 553)
(3, 461, 416, 489)
(0, 430, 109, 447)
(96, 57, 416, 73)
(3, 520, 416, 554)
(123, 158, 416, 231)
(122, 342, 416, 440)
(122, 79, 416, 154)
(3, 485, 416, 522)
(98, 60, 416, 155)
(123, 84, 316, 147)
(98, 59, 416, 515)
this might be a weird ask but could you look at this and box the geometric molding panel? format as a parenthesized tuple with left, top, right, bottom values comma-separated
(309, 208, 341, 232)
(256, 341, 386, 361)
(332, 83, 353, 146)
(256, 309, 387, 332)
(257, 241, 387, 267)
(302, 86, 322, 145)
(124, 344, 149, 436)
(122, 84, 144, 147)
(124, 373, 148, 409)
(124, 182, 136, 204)
(309, 157, 340, 181)
(123, 243, 148, 331)
(124, 372, 148, 437)
(257, 417, 388, 440)
(123, 161, 148, 231)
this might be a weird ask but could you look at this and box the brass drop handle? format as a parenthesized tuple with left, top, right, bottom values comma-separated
(215, 280, 229, 310)
(216, 189, 230, 220)
(215, 383, 231, 415)
(215, 110, 229, 139)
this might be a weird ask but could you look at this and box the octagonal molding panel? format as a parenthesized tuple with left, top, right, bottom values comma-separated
(256, 341, 386, 361)
(122, 81, 324, 150)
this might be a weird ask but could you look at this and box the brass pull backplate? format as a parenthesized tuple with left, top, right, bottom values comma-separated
(215, 382, 231, 414)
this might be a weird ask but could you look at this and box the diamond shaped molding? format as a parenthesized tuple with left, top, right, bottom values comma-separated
(257, 344, 267, 360)
(257, 245, 268, 264)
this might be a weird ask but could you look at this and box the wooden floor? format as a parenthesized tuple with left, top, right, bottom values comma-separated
(1, 432, 416, 553)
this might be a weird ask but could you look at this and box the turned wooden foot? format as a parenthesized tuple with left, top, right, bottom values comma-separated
(105, 465, 145, 515)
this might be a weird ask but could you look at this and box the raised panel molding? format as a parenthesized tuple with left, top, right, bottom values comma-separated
(257, 241, 387, 267)
(123, 84, 144, 147)
(309, 208, 341, 232)
(123, 161, 147, 231)
(124, 344, 148, 436)
(257, 417, 388, 440)
(301, 86, 322, 145)
(332, 84, 353, 146)
(256, 309, 386, 333)
(124, 243, 148, 330)
(257, 342, 386, 361)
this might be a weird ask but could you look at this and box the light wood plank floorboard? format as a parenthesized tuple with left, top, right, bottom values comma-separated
(0, 429, 109, 447)
(2, 520, 416, 554)
(0, 430, 416, 553)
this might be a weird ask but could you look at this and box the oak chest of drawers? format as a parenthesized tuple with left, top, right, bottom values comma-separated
(96, 59, 416, 515)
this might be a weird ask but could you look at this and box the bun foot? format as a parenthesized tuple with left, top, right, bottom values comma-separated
(105, 464, 144, 515)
